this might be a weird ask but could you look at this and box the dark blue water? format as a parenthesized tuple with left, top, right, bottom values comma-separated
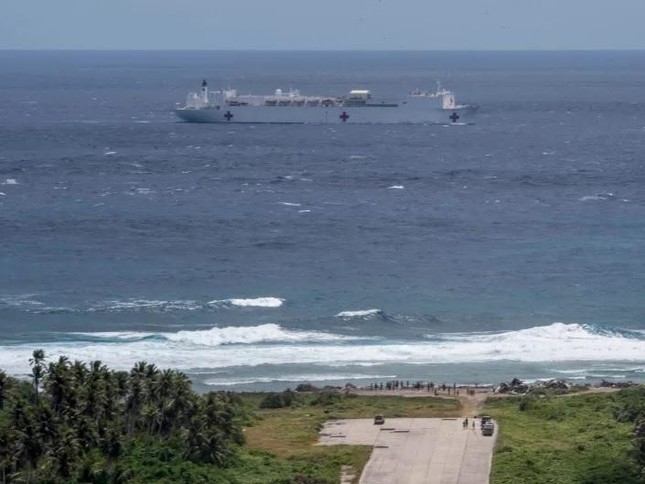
(1, 51, 645, 389)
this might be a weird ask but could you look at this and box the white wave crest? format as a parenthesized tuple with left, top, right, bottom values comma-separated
(71, 331, 154, 341)
(388, 185, 405, 190)
(579, 192, 615, 202)
(2, 179, 18, 185)
(88, 299, 202, 312)
(204, 373, 397, 386)
(0, 294, 45, 308)
(336, 309, 382, 318)
(209, 297, 285, 308)
(164, 323, 347, 346)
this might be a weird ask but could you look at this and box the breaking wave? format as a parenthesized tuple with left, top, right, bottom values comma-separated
(209, 297, 285, 308)
(71, 324, 351, 347)
(88, 299, 203, 313)
(1, 296, 286, 314)
(164, 324, 348, 346)
(2, 323, 644, 377)
(204, 373, 397, 386)
(0, 294, 45, 309)
(579, 192, 615, 202)
(336, 309, 383, 318)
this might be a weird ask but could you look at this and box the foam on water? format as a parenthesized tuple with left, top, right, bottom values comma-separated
(210, 297, 285, 308)
(88, 299, 202, 312)
(336, 309, 383, 318)
(1, 296, 289, 314)
(203, 373, 397, 386)
(164, 323, 351, 346)
(70, 331, 158, 341)
(579, 192, 615, 202)
(74, 324, 354, 346)
(0, 294, 45, 308)
(2, 322, 644, 377)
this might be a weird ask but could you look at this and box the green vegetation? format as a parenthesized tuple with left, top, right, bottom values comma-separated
(486, 389, 645, 484)
(243, 390, 461, 457)
(0, 355, 461, 483)
(0, 352, 246, 483)
(7, 352, 643, 484)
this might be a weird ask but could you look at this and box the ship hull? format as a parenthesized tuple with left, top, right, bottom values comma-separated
(175, 103, 477, 124)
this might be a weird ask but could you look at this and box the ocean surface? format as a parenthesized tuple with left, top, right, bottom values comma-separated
(1, 50, 645, 391)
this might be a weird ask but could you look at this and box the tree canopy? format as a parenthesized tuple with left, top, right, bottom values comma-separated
(0, 351, 245, 483)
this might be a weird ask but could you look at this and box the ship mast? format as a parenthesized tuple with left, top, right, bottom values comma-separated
(201, 79, 209, 104)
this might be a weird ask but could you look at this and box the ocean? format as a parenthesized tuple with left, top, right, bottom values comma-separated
(1, 50, 645, 391)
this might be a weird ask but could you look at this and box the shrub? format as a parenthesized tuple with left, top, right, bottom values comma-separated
(309, 391, 341, 407)
(259, 390, 298, 409)
(295, 384, 319, 392)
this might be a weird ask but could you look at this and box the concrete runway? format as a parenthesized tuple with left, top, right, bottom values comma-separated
(319, 418, 497, 484)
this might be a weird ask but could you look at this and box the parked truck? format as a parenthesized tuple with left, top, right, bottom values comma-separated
(482, 421, 495, 436)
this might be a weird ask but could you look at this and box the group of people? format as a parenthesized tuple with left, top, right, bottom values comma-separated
(364, 380, 463, 395)
(462, 418, 476, 430)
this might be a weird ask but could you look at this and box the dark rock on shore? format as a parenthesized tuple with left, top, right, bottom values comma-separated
(599, 379, 636, 388)
(495, 377, 529, 394)
(295, 383, 320, 392)
(495, 378, 571, 395)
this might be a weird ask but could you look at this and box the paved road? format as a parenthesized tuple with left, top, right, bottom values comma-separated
(319, 418, 496, 484)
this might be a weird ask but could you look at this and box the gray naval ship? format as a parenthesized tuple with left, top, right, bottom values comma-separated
(175, 80, 477, 124)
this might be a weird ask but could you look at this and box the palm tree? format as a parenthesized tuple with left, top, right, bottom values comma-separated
(141, 403, 160, 437)
(129, 361, 148, 379)
(0, 427, 17, 484)
(0, 370, 8, 411)
(45, 356, 71, 413)
(114, 371, 129, 398)
(28, 350, 46, 403)
(100, 424, 123, 466)
(34, 403, 57, 444)
(155, 369, 176, 435)
(48, 427, 80, 480)
(125, 379, 144, 435)
(71, 360, 88, 386)
(15, 413, 43, 483)
(203, 392, 244, 445)
(169, 371, 195, 430)
(76, 416, 98, 452)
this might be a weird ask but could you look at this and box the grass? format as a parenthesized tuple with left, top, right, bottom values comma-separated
(241, 392, 461, 457)
(237, 391, 462, 483)
(485, 391, 641, 484)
